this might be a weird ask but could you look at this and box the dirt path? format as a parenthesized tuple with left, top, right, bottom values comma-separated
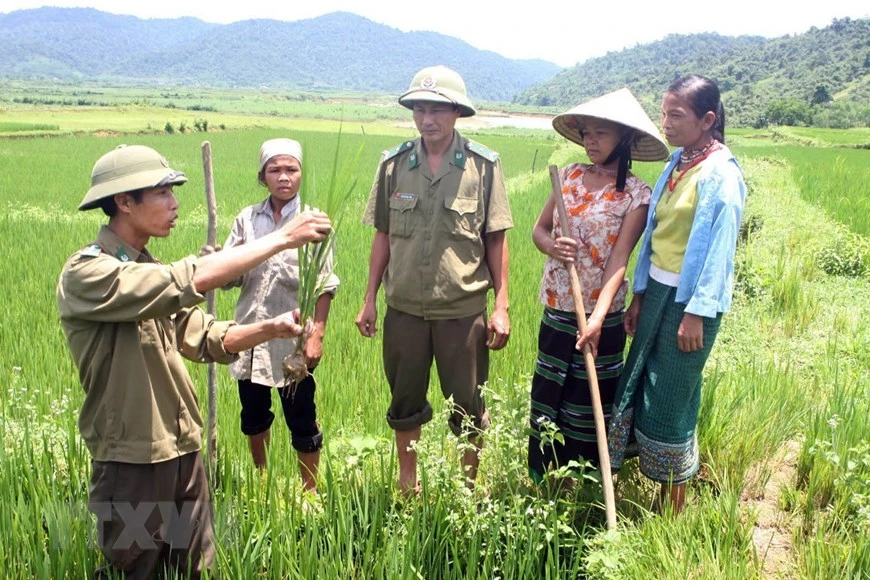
(746, 440, 801, 578)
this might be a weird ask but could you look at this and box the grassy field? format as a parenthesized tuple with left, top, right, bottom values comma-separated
(0, 82, 559, 139)
(0, 100, 868, 578)
(729, 126, 870, 148)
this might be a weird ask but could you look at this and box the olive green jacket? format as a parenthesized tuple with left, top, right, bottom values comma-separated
(57, 226, 236, 464)
(364, 131, 513, 319)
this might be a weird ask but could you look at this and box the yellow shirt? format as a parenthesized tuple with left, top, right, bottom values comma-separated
(57, 226, 236, 464)
(651, 163, 702, 274)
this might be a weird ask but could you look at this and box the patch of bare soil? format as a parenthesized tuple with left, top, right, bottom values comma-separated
(744, 440, 801, 578)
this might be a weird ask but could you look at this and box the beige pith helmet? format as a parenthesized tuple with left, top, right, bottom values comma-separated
(552, 88, 670, 162)
(79, 145, 188, 211)
(398, 65, 476, 118)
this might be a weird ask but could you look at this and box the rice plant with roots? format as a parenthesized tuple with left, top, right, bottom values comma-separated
(283, 130, 362, 387)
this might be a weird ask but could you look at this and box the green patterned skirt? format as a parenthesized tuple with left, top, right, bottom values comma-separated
(608, 279, 721, 484)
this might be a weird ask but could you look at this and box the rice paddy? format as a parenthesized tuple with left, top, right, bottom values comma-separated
(0, 96, 867, 577)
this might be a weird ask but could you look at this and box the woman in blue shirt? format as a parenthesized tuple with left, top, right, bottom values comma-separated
(608, 74, 746, 514)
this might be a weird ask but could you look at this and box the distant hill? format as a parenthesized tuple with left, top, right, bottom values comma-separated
(0, 8, 562, 102)
(0, 7, 217, 78)
(1, 8, 867, 127)
(514, 33, 766, 107)
(514, 18, 870, 128)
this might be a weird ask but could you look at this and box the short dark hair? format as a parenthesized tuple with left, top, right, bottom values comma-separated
(97, 188, 146, 217)
(667, 74, 726, 143)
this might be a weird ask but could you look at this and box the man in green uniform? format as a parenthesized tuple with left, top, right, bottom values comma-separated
(355, 65, 512, 494)
(57, 144, 332, 578)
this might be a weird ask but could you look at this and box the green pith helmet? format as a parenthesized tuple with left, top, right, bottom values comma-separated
(398, 65, 476, 118)
(78, 145, 187, 211)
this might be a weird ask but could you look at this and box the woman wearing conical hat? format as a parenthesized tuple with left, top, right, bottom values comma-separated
(528, 88, 669, 487)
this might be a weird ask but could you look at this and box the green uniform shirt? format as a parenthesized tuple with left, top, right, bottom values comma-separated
(363, 131, 513, 319)
(57, 226, 236, 464)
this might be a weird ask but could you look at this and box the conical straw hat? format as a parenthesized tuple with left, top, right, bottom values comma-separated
(552, 88, 669, 162)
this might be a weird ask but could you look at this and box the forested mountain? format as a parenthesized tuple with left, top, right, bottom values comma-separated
(0, 8, 561, 102)
(0, 8, 217, 77)
(1, 8, 867, 127)
(515, 34, 766, 107)
(515, 18, 869, 128)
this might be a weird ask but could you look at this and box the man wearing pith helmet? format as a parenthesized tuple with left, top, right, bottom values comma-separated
(57, 144, 332, 577)
(356, 65, 513, 495)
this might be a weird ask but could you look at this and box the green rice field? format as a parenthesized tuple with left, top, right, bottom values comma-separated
(0, 96, 868, 578)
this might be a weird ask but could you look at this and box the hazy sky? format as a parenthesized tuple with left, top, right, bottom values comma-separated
(4, 1, 868, 67)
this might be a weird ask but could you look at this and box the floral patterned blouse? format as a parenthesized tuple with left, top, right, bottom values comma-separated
(539, 163, 651, 314)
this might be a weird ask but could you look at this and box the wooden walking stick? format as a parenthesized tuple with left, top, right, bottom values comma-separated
(548, 165, 617, 530)
(202, 141, 219, 481)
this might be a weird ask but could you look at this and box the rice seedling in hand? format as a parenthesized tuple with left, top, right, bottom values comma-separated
(283, 130, 362, 387)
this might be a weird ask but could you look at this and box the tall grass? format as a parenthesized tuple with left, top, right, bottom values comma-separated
(698, 360, 806, 496)
(285, 129, 364, 384)
(748, 147, 870, 237)
(769, 248, 820, 336)
(793, 365, 870, 578)
(297, 129, 362, 324)
(1, 127, 868, 577)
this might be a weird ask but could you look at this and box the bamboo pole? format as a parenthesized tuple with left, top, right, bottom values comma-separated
(548, 165, 617, 530)
(202, 141, 218, 482)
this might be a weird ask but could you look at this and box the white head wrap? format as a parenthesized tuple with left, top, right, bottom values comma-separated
(258, 138, 303, 172)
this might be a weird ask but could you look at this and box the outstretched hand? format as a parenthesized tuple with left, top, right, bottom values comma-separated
(270, 309, 308, 339)
(284, 210, 332, 248)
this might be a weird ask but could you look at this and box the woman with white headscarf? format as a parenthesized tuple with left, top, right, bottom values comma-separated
(222, 138, 338, 495)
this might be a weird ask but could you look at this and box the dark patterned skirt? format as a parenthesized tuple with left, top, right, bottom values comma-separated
(528, 307, 625, 482)
(608, 279, 722, 484)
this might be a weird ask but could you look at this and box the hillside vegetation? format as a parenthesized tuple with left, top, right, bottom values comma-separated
(0, 8, 560, 102)
(515, 18, 869, 128)
(1, 8, 867, 127)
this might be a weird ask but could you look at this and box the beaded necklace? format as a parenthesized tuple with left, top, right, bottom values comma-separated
(668, 141, 721, 193)
(679, 140, 716, 164)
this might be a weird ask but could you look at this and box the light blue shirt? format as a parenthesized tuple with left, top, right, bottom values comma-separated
(632, 145, 746, 318)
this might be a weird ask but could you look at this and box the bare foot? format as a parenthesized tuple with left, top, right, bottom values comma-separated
(400, 479, 421, 499)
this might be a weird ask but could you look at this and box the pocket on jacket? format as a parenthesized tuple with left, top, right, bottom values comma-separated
(138, 320, 164, 350)
(444, 196, 481, 240)
(389, 196, 418, 238)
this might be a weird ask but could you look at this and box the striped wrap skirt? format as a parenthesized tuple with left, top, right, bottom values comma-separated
(528, 307, 626, 482)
